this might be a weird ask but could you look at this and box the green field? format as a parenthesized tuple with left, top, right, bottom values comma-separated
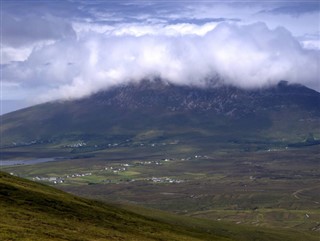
(2, 142, 319, 236)
(1, 171, 319, 241)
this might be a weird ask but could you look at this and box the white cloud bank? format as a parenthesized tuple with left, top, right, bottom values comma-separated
(3, 22, 320, 103)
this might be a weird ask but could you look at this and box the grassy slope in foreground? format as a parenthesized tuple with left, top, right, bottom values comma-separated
(0, 172, 318, 241)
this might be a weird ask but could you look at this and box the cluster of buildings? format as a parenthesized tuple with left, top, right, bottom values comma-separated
(104, 166, 127, 173)
(64, 141, 87, 148)
(149, 177, 184, 184)
(32, 172, 92, 184)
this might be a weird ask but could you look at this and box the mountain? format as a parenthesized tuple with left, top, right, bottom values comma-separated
(0, 171, 317, 241)
(1, 80, 320, 150)
(1, 81, 319, 240)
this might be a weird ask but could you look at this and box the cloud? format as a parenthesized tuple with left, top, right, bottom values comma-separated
(3, 22, 320, 103)
(74, 22, 220, 37)
(1, 10, 76, 64)
(261, 2, 320, 16)
(1, 46, 33, 64)
(2, 12, 76, 48)
(297, 33, 320, 50)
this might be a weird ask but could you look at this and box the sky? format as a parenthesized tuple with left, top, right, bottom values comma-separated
(1, 0, 320, 114)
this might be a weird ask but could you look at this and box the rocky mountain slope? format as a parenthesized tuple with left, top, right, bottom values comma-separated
(1, 80, 319, 148)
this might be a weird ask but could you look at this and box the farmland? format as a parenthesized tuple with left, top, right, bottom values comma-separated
(2, 142, 319, 233)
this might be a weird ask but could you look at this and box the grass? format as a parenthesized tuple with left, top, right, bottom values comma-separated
(1, 129, 319, 239)
(188, 208, 320, 229)
(1, 171, 319, 241)
(1, 82, 319, 240)
(0, 171, 215, 241)
(3, 145, 319, 233)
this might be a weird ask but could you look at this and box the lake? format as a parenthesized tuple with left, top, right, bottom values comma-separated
(0, 157, 65, 166)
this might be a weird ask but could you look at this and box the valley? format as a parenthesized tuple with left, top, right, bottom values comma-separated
(2, 0, 320, 239)
(1, 81, 319, 240)
(2, 170, 319, 241)
(2, 141, 319, 233)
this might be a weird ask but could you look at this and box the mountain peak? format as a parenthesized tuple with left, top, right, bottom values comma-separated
(1, 80, 319, 146)
(86, 80, 319, 114)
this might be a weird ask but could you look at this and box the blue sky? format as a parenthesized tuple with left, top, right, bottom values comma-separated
(1, 0, 320, 113)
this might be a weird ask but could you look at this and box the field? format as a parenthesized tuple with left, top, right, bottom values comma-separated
(2, 171, 319, 241)
(1, 139, 319, 236)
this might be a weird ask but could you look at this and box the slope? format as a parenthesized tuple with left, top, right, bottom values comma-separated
(1, 80, 320, 151)
(0, 171, 318, 241)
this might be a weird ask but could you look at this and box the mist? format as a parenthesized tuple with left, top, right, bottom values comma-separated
(3, 22, 319, 102)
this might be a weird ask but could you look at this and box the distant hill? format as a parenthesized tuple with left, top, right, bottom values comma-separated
(1, 80, 320, 149)
(0, 171, 317, 241)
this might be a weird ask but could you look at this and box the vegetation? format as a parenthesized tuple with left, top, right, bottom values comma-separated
(0, 171, 318, 241)
(1, 82, 319, 240)
(2, 145, 319, 233)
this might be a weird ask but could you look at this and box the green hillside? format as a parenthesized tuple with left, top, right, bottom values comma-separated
(2, 82, 320, 150)
(0, 171, 318, 241)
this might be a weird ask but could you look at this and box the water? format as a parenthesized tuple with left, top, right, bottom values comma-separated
(0, 157, 64, 166)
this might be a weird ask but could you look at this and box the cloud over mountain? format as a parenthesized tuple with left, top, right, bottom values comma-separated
(3, 21, 319, 102)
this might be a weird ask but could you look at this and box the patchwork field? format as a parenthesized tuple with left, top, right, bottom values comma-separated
(2, 171, 318, 241)
(2, 142, 319, 235)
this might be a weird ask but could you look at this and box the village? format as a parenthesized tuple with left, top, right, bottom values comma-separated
(7, 152, 214, 186)
(28, 157, 188, 185)
(149, 177, 184, 184)
(7, 152, 210, 186)
(32, 172, 92, 184)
